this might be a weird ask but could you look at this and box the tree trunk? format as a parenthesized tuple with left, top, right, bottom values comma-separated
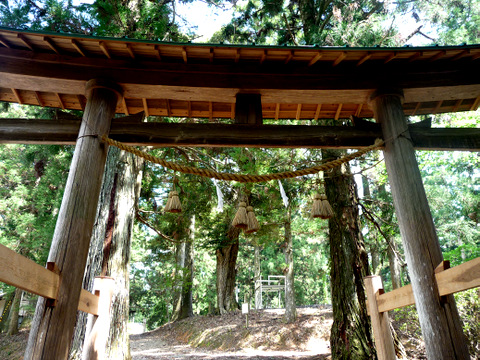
(6, 288, 22, 336)
(69, 146, 143, 359)
(171, 215, 195, 321)
(322, 149, 376, 360)
(216, 226, 240, 315)
(254, 244, 261, 309)
(387, 241, 402, 290)
(283, 206, 296, 323)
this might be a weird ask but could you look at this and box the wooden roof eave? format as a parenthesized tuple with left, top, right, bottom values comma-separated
(0, 27, 479, 119)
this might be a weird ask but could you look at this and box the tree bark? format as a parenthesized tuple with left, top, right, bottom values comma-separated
(283, 206, 296, 323)
(371, 91, 469, 359)
(387, 241, 402, 290)
(216, 226, 240, 315)
(171, 215, 195, 322)
(25, 80, 120, 360)
(6, 288, 22, 336)
(254, 244, 261, 309)
(69, 146, 143, 359)
(323, 148, 376, 360)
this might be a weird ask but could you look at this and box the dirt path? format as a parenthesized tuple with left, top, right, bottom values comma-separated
(130, 333, 328, 360)
(130, 308, 332, 360)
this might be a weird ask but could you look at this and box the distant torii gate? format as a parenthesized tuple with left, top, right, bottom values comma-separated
(0, 27, 479, 359)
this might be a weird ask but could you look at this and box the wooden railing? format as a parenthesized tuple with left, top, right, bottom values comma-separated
(0, 243, 99, 315)
(0, 243, 116, 359)
(364, 257, 480, 360)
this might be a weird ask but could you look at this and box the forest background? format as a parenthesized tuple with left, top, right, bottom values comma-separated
(0, 0, 479, 359)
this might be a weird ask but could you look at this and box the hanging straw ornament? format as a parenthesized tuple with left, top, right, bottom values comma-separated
(245, 206, 260, 234)
(232, 201, 248, 229)
(312, 194, 334, 219)
(164, 190, 182, 213)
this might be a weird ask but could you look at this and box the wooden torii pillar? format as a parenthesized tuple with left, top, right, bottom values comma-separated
(370, 90, 470, 359)
(25, 79, 122, 360)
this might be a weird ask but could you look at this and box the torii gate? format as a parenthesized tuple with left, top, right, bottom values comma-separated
(0, 27, 479, 359)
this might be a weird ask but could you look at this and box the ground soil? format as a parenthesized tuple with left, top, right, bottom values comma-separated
(0, 305, 430, 360)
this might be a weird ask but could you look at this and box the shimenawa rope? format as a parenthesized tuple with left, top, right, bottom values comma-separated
(101, 135, 384, 183)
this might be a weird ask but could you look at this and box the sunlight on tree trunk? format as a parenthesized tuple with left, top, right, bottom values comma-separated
(6, 288, 22, 336)
(216, 226, 240, 315)
(69, 147, 143, 360)
(284, 206, 297, 323)
(323, 149, 376, 360)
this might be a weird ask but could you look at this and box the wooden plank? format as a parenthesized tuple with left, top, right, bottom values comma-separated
(126, 44, 135, 59)
(56, 93, 65, 109)
(0, 244, 99, 315)
(332, 52, 346, 66)
(437, 257, 480, 297)
(376, 257, 480, 312)
(308, 52, 322, 66)
(377, 284, 415, 312)
(78, 289, 99, 316)
(0, 119, 479, 151)
(0, 244, 59, 299)
(0, 35, 11, 48)
(34, 91, 44, 107)
(314, 104, 321, 120)
(364, 276, 396, 360)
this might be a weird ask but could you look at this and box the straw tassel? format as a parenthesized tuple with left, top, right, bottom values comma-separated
(245, 206, 260, 234)
(312, 194, 333, 219)
(232, 201, 248, 229)
(165, 190, 182, 213)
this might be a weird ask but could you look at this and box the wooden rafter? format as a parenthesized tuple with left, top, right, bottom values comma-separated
(275, 103, 280, 120)
(0, 35, 11, 48)
(142, 98, 149, 117)
(56, 93, 65, 109)
(335, 104, 343, 120)
(182, 46, 188, 63)
(154, 45, 162, 60)
(384, 52, 398, 64)
(308, 52, 322, 66)
(17, 34, 34, 50)
(165, 99, 171, 116)
(314, 104, 322, 120)
(451, 49, 470, 61)
(43, 36, 60, 54)
(77, 95, 85, 111)
(332, 52, 347, 66)
(357, 52, 371, 66)
(296, 104, 302, 120)
(122, 97, 129, 115)
(284, 50, 293, 64)
(99, 41, 111, 59)
(34, 91, 44, 107)
(11, 88, 22, 104)
(408, 51, 423, 62)
(429, 50, 446, 62)
(71, 39, 86, 56)
(126, 44, 135, 59)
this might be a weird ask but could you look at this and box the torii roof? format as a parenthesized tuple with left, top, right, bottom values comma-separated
(0, 27, 479, 120)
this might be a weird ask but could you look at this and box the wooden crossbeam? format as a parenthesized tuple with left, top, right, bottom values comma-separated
(0, 119, 479, 151)
(376, 257, 480, 313)
(0, 244, 99, 315)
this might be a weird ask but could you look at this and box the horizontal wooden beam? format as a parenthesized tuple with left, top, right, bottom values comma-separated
(0, 119, 479, 151)
(0, 243, 99, 315)
(376, 257, 480, 313)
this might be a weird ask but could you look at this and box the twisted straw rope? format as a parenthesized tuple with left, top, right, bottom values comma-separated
(101, 135, 384, 183)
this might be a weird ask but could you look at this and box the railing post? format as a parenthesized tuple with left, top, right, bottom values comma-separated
(364, 275, 396, 360)
(81, 277, 115, 360)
